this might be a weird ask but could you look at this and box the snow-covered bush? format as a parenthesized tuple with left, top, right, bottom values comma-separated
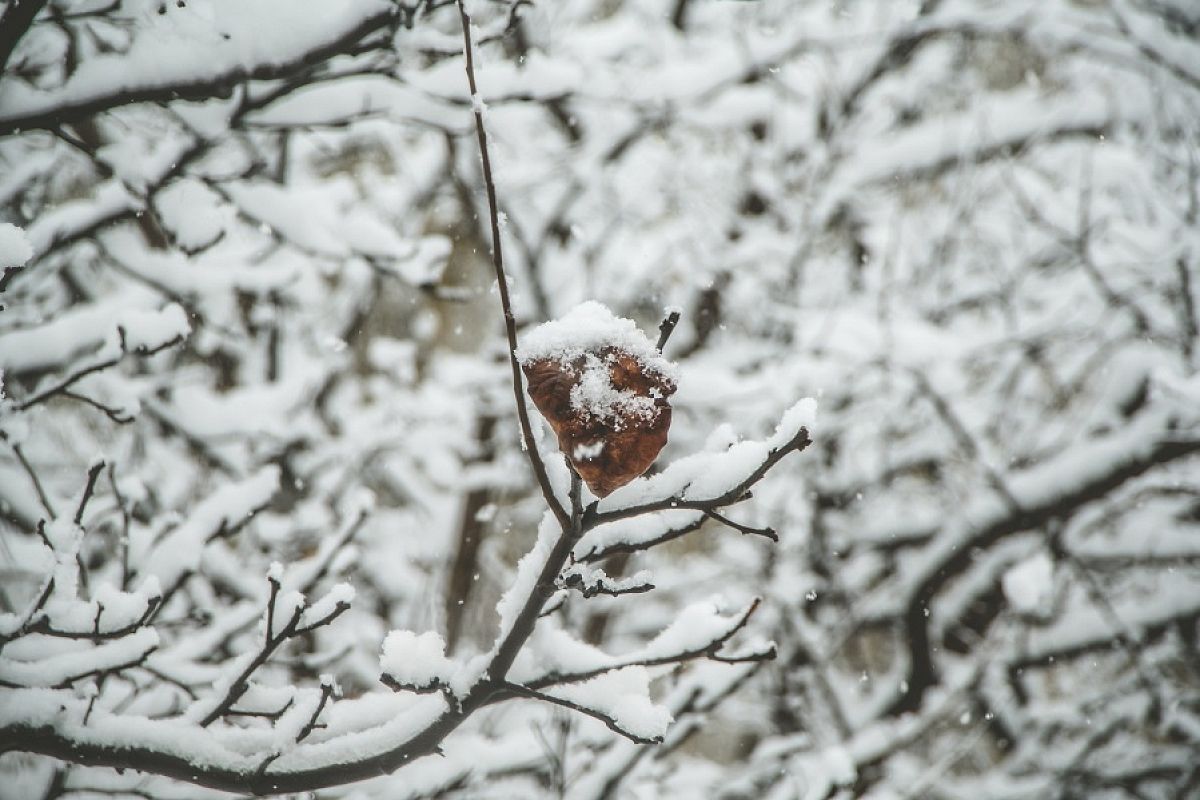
(2, 0, 1198, 798)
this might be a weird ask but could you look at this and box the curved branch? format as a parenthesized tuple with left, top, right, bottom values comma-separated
(497, 682, 661, 745)
(888, 420, 1200, 716)
(0, 700, 474, 795)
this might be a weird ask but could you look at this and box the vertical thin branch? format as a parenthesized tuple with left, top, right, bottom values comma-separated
(456, 0, 569, 531)
(569, 468, 583, 532)
(107, 464, 132, 590)
(265, 575, 281, 643)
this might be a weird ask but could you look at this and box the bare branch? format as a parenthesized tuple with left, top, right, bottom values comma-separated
(656, 310, 681, 353)
(455, 0, 569, 531)
(498, 681, 662, 745)
(5, 436, 57, 518)
(702, 509, 777, 541)
(16, 334, 184, 413)
(296, 681, 335, 742)
(74, 460, 105, 525)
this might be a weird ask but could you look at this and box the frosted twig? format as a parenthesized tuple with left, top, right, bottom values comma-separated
(74, 460, 106, 525)
(296, 682, 335, 742)
(16, 332, 184, 413)
(586, 425, 812, 526)
(702, 508, 778, 541)
(499, 681, 662, 745)
(523, 598, 770, 690)
(655, 310, 681, 352)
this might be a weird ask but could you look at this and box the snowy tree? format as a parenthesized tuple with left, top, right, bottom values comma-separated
(2, 0, 1199, 798)
(0, 1, 814, 796)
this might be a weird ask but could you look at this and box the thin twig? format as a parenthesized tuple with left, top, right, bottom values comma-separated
(703, 508, 778, 541)
(201, 577, 300, 727)
(61, 390, 134, 424)
(586, 427, 812, 526)
(656, 310, 681, 352)
(7, 438, 56, 517)
(75, 461, 106, 525)
(17, 334, 183, 412)
(456, 0, 568, 531)
(500, 682, 661, 745)
(523, 597, 768, 690)
(296, 682, 335, 742)
(227, 698, 294, 723)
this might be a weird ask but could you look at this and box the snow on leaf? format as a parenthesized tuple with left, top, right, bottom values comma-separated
(516, 301, 678, 383)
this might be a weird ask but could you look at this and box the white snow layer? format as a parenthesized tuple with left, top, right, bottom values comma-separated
(380, 630, 454, 691)
(0, 296, 190, 373)
(1001, 553, 1054, 613)
(516, 301, 678, 382)
(0, 222, 32, 267)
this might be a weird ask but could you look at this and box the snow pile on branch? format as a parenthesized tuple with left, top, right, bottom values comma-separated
(136, 467, 281, 588)
(517, 301, 678, 385)
(0, 223, 32, 267)
(380, 631, 455, 692)
(1002, 552, 1054, 614)
(545, 667, 671, 743)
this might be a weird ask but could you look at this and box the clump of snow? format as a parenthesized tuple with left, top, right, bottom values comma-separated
(0, 628, 160, 688)
(1002, 553, 1054, 613)
(545, 666, 671, 742)
(153, 178, 227, 251)
(560, 562, 653, 597)
(516, 302, 677, 381)
(380, 630, 454, 691)
(136, 467, 280, 587)
(569, 352, 662, 426)
(117, 303, 191, 352)
(637, 598, 744, 660)
(769, 397, 818, 448)
(389, 235, 451, 286)
(0, 222, 33, 267)
(299, 582, 354, 628)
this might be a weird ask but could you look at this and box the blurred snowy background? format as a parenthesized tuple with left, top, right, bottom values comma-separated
(1, 0, 1199, 797)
